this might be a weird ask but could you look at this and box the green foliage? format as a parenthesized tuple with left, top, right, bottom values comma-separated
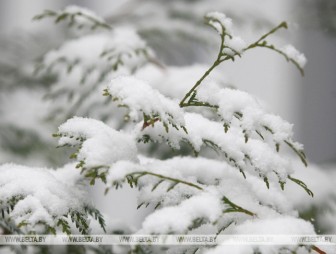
(84, 206, 106, 233)
(288, 176, 314, 197)
(222, 196, 256, 217)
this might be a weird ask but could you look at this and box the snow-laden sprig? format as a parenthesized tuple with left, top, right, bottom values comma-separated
(53, 118, 267, 232)
(54, 117, 138, 185)
(33, 5, 111, 31)
(245, 35, 307, 76)
(280, 44, 307, 69)
(101, 156, 318, 246)
(0, 163, 105, 235)
(180, 12, 306, 108)
(104, 158, 257, 233)
(103, 76, 187, 132)
(137, 113, 313, 196)
(205, 12, 247, 57)
(195, 86, 307, 166)
(54, 119, 261, 235)
(178, 12, 308, 167)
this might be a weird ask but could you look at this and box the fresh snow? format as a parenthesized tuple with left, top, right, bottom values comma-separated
(0, 163, 88, 232)
(106, 76, 185, 127)
(281, 44, 307, 68)
(58, 117, 138, 168)
(205, 12, 233, 34)
(140, 193, 222, 234)
(138, 112, 293, 182)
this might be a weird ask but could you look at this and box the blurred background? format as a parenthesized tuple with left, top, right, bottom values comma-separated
(0, 0, 335, 228)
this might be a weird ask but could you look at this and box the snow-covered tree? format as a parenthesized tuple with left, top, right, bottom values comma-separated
(1, 4, 335, 254)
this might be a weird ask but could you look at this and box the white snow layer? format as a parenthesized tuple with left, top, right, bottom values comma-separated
(138, 113, 293, 182)
(205, 12, 233, 35)
(197, 86, 295, 144)
(206, 217, 315, 254)
(58, 117, 138, 168)
(205, 12, 247, 56)
(0, 163, 87, 231)
(140, 192, 222, 234)
(281, 44, 307, 68)
(106, 76, 185, 127)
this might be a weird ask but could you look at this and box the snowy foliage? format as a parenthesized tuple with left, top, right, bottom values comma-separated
(35, 25, 153, 125)
(104, 76, 186, 131)
(0, 163, 105, 235)
(0, 4, 334, 254)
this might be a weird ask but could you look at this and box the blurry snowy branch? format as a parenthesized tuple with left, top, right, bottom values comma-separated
(33, 5, 112, 31)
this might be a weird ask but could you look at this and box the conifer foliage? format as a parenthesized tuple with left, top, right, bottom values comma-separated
(0, 5, 331, 254)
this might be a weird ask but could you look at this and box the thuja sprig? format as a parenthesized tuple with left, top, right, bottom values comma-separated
(284, 140, 308, 167)
(222, 196, 256, 217)
(288, 175, 314, 197)
(179, 14, 229, 107)
(245, 21, 305, 76)
(33, 7, 111, 31)
(125, 171, 204, 191)
(180, 16, 304, 108)
(112, 170, 256, 217)
(176, 13, 314, 202)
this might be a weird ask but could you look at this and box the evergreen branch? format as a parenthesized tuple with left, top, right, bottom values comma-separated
(84, 206, 106, 233)
(222, 196, 256, 217)
(33, 9, 111, 30)
(179, 60, 221, 107)
(179, 22, 226, 107)
(243, 22, 304, 76)
(180, 19, 304, 109)
(203, 139, 246, 178)
(284, 140, 308, 167)
(262, 125, 308, 167)
(104, 89, 186, 132)
(100, 47, 153, 72)
(124, 171, 255, 218)
(84, 166, 109, 185)
(57, 218, 71, 235)
(127, 171, 204, 190)
(188, 217, 210, 232)
(312, 245, 326, 254)
(215, 221, 234, 236)
(288, 175, 314, 197)
(70, 211, 89, 234)
(246, 42, 304, 76)
(245, 21, 288, 49)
